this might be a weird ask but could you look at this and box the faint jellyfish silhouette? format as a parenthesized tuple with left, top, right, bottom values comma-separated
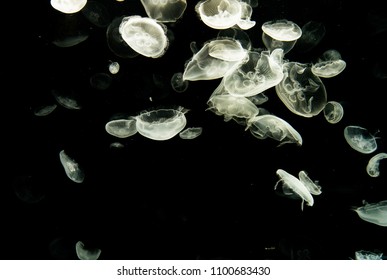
(323, 101, 344, 124)
(50, 13, 89, 47)
(51, 0, 88, 14)
(105, 117, 138, 138)
(12, 175, 46, 204)
(49, 237, 78, 259)
(171, 72, 189, 92)
(179, 127, 203, 139)
(119, 15, 169, 58)
(261, 19, 302, 54)
(298, 171, 322, 195)
(344, 126, 378, 154)
(355, 250, 383, 260)
(311, 49, 346, 78)
(81, 0, 111, 27)
(90, 72, 112, 90)
(59, 150, 85, 183)
(52, 89, 82, 110)
(366, 152, 387, 177)
(33, 103, 58, 117)
(135, 106, 189, 140)
(294, 21, 325, 53)
(110, 142, 125, 149)
(75, 241, 102, 260)
(140, 0, 187, 22)
(353, 200, 387, 227)
(108, 61, 120, 74)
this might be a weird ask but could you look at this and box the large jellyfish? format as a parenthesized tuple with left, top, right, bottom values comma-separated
(140, 0, 187, 22)
(323, 101, 344, 124)
(366, 152, 387, 177)
(51, 0, 88, 14)
(59, 150, 85, 183)
(344, 126, 378, 154)
(353, 200, 387, 227)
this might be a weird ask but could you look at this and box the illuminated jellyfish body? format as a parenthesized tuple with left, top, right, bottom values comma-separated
(275, 62, 327, 117)
(246, 114, 302, 146)
(311, 49, 346, 78)
(274, 169, 314, 211)
(295, 21, 326, 52)
(50, 0, 87, 14)
(344, 126, 378, 154)
(59, 150, 85, 183)
(353, 200, 387, 227)
(323, 101, 344, 124)
(105, 118, 137, 138)
(223, 48, 284, 97)
(108, 61, 120, 74)
(261, 19, 302, 54)
(366, 152, 387, 177)
(171, 72, 189, 92)
(33, 104, 57, 117)
(75, 241, 101, 260)
(355, 250, 383, 260)
(135, 107, 189, 141)
(52, 89, 82, 110)
(119, 15, 169, 58)
(179, 127, 203, 140)
(140, 0, 187, 22)
(298, 171, 322, 195)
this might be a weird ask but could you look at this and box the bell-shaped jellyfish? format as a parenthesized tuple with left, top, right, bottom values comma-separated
(344, 126, 378, 154)
(311, 49, 346, 78)
(105, 117, 138, 138)
(171, 72, 189, 92)
(51, 0, 88, 14)
(294, 21, 326, 53)
(261, 19, 302, 54)
(353, 200, 387, 227)
(274, 169, 314, 211)
(108, 61, 120, 74)
(366, 152, 387, 177)
(298, 171, 322, 195)
(75, 241, 102, 260)
(323, 101, 344, 124)
(179, 127, 203, 139)
(33, 104, 58, 117)
(355, 250, 383, 260)
(59, 150, 85, 183)
(119, 15, 169, 58)
(140, 0, 187, 22)
(135, 106, 188, 141)
(275, 62, 327, 118)
(52, 89, 82, 110)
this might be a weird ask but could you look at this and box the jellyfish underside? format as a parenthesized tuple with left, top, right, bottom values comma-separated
(59, 150, 85, 183)
(179, 127, 203, 139)
(105, 118, 137, 138)
(366, 152, 387, 177)
(323, 101, 344, 124)
(140, 0, 187, 22)
(353, 200, 387, 227)
(344, 126, 378, 154)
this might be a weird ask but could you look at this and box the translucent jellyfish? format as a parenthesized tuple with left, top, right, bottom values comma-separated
(311, 49, 346, 78)
(298, 171, 322, 195)
(171, 72, 189, 92)
(275, 62, 327, 118)
(52, 89, 82, 110)
(261, 19, 302, 54)
(140, 0, 187, 22)
(344, 126, 378, 154)
(274, 169, 314, 211)
(50, 13, 89, 47)
(119, 15, 169, 58)
(105, 118, 138, 138)
(51, 0, 87, 14)
(108, 61, 120, 74)
(353, 200, 387, 227)
(81, 0, 111, 27)
(33, 104, 58, 117)
(246, 114, 302, 146)
(355, 250, 383, 260)
(12, 175, 46, 204)
(90, 72, 112, 90)
(323, 101, 344, 124)
(135, 106, 188, 141)
(366, 152, 387, 177)
(179, 127, 203, 139)
(59, 150, 85, 183)
(75, 241, 102, 260)
(294, 21, 326, 53)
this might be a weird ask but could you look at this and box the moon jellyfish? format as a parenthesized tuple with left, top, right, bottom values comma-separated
(179, 127, 203, 139)
(275, 62, 327, 118)
(344, 126, 378, 154)
(59, 150, 85, 183)
(33, 104, 58, 117)
(50, 13, 89, 47)
(366, 152, 387, 177)
(90, 72, 112, 90)
(294, 21, 326, 53)
(105, 118, 138, 138)
(108, 61, 120, 74)
(51, 0, 87, 14)
(298, 171, 322, 195)
(52, 89, 82, 110)
(311, 49, 346, 78)
(353, 200, 387, 227)
(355, 250, 383, 260)
(171, 72, 189, 92)
(246, 114, 302, 146)
(274, 169, 314, 211)
(140, 0, 187, 22)
(261, 19, 302, 54)
(81, 0, 111, 27)
(75, 241, 101, 260)
(135, 106, 188, 141)
(119, 15, 169, 58)
(323, 101, 344, 124)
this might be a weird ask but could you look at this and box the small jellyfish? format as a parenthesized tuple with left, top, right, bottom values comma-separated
(179, 127, 203, 139)
(105, 118, 137, 138)
(75, 241, 102, 260)
(311, 49, 346, 78)
(355, 250, 383, 260)
(366, 152, 387, 177)
(81, 0, 111, 27)
(33, 104, 58, 117)
(344, 126, 378, 154)
(171, 72, 189, 92)
(353, 200, 387, 227)
(323, 101, 344, 124)
(59, 150, 85, 183)
(140, 0, 187, 22)
(298, 171, 322, 195)
(294, 21, 326, 53)
(51, 0, 87, 14)
(108, 61, 120, 74)
(52, 89, 82, 110)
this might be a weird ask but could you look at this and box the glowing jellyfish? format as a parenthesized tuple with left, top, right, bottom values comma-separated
(59, 150, 85, 183)
(323, 101, 344, 124)
(90, 72, 112, 90)
(179, 127, 203, 139)
(33, 104, 58, 117)
(353, 200, 387, 227)
(119, 15, 169, 58)
(108, 61, 120, 74)
(261, 19, 302, 54)
(50, 0, 88, 14)
(75, 241, 101, 260)
(140, 0, 187, 22)
(366, 152, 387, 177)
(344, 126, 378, 154)
(135, 106, 188, 141)
(294, 21, 326, 52)
(171, 72, 189, 92)
(355, 250, 383, 260)
(298, 171, 322, 195)
(52, 89, 82, 110)
(311, 49, 346, 78)
(274, 169, 314, 211)
(105, 118, 137, 138)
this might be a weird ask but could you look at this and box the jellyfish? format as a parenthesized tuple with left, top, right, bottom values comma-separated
(50, 13, 89, 47)
(90, 72, 112, 90)
(135, 106, 188, 141)
(311, 49, 346, 78)
(33, 104, 58, 117)
(179, 127, 203, 139)
(171, 72, 189, 92)
(353, 200, 387, 227)
(355, 250, 383, 260)
(140, 0, 187, 22)
(59, 150, 85, 183)
(323, 101, 344, 124)
(298, 171, 322, 195)
(75, 241, 102, 260)
(50, 0, 88, 14)
(366, 152, 387, 177)
(119, 15, 169, 58)
(81, 0, 111, 27)
(274, 169, 314, 211)
(52, 89, 82, 110)
(105, 118, 138, 138)
(294, 21, 326, 53)
(108, 61, 120, 74)
(12, 175, 46, 204)
(344, 126, 378, 154)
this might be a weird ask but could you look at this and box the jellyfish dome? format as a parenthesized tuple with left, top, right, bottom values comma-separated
(50, 0, 88, 14)
(140, 0, 187, 22)
(353, 200, 387, 227)
(344, 125, 378, 154)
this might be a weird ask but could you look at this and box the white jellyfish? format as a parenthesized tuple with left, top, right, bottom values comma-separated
(52, 89, 82, 110)
(75, 241, 101, 260)
(323, 101, 344, 124)
(355, 250, 383, 260)
(295, 21, 326, 52)
(353, 200, 387, 227)
(108, 61, 120, 74)
(344, 126, 378, 154)
(171, 72, 189, 92)
(140, 0, 187, 22)
(50, 0, 88, 14)
(179, 127, 203, 139)
(298, 171, 322, 195)
(366, 152, 387, 177)
(105, 118, 138, 138)
(59, 150, 85, 183)
(311, 49, 346, 78)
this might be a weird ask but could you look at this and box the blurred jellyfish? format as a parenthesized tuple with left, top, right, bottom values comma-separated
(298, 171, 322, 195)
(366, 152, 387, 177)
(344, 126, 378, 154)
(52, 89, 82, 110)
(105, 117, 138, 138)
(323, 101, 344, 124)
(261, 19, 302, 54)
(246, 114, 302, 146)
(135, 106, 188, 141)
(294, 21, 326, 53)
(179, 127, 203, 139)
(108, 61, 120, 74)
(353, 200, 387, 227)
(81, 0, 111, 27)
(75, 241, 102, 260)
(355, 250, 383, 260)
(311, 49, 346, 78)
(119, 15, 169, 58)
(51, 0, 88, 14)
(171, 72, 189, 92)
(12, 175, 46, 204)
(90, 72, 112, 90)
(59, 150, 85, 183)
(140, 0, 187, 22)
(33, 104, 58, 117)
(275, 62, 327, 117)
(50, 13, 89, 47)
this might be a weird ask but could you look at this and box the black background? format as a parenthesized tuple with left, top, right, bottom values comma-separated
(3, 0, 387, 260)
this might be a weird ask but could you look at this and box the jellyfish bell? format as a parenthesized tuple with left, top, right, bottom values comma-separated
(179, 127, 203, 139)
(353, 200, 387, 227)
(298, 171, 322, 195)
(171, 72, 189, 92)
(59, 150, 85, 183)
(311, 59, 346, 78)
(75, 241, 102, 260)
(323, 101, 344, 124)
(105, 117, 138, 138)
(366, 152, 387, 177)
(51, 0, 88, 14)
(344, 125, 378, 154)
(140, 0, 187, 23)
